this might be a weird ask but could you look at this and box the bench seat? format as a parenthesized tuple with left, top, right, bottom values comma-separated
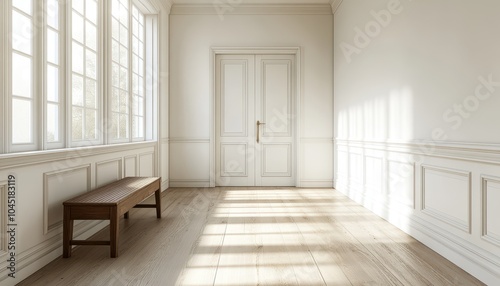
(63, 177, 162, 258)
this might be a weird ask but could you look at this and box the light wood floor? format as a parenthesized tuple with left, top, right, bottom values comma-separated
(20, 187, 484, 286)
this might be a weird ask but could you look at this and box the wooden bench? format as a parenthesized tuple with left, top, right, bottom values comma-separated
(62, 177, 162, 258)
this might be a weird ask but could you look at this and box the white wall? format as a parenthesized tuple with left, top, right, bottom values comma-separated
(334, 0, 500, 284)
(169, 6, 333, 187)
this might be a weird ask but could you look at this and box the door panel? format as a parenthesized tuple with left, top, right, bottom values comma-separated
(216, 55, 255, 186)
(255, 55, 295, 186)
(216, 54, 295, 186)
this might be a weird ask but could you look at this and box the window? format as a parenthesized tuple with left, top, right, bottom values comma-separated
(11, 0, 35, 151)
(1, 0, 158, 154)
(110, 1, 146, 143)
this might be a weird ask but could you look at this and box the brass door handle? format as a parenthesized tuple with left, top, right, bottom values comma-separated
(257, 121, 265, 143)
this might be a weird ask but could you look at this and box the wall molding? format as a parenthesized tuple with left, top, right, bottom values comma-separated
(170, 179, 211, 188)
(95, 158, 123, 188)
(335, 139, 500, 165)
(481, 175, 500, 247)
(171, 4, 333, 15)
(0, 141, 157, 170)
(330, 0, 343, 14)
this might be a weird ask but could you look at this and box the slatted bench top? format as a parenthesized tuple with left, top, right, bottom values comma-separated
(64, 177, 160, 206)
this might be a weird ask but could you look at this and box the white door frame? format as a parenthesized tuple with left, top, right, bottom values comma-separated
(209, 47, 302, 187)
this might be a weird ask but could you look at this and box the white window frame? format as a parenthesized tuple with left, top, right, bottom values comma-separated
(0, 0, 159, 155)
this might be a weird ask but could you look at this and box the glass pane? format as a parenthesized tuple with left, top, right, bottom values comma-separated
(86, 50, 97, 79)
(47, 65, 59, 102)
(72, 0, 84, 15)
(72, 75, 84, 106)
(120, 4, 128, 27)
(120, 24, 128, 47)
(139, 24, 144, 41)
(139, 58, 144, 77)
(120, 91, 128, 113)
(85, 110, 97, 139)
(112, 40, 119, 62)
(112, 0, 120, 18)
(72, 107, 83, 140)
(120, 67, 128, 90)
(86, 79, 97, 108)
(112, 18, 119, 41)
(112, 63, 119, 87)
(132, 116, 137, 138)
(72, 42, 84, 74)
(132, 36, 138, 55)
(138, 116, 144, 138)
(110, 112, 118, 139)
(12, 11, 33, 55)
(132, 6, 138, 18)
(132, 74, 138, 94)
(86, 0, 98, 25)
(139, 40, 144, 58)
(12, 99, 32, 144)
(13, 0, 32, 15)
(132, 95, 138, 115)
(86, 22, 97, 51)
(47, 29, 59, 64)
(47, 103, 59, 142)
(72, 12, 84, 44)
(112, 89, 119, 112)
(139, 13, 144, 26)
(132, 54, 138, 74)
(138, 96, 144, 116)
(12, 53, 32, 98)
(120, 45, 128, 67)
(119, 114, 128, 139)
(47, 0, 59, 29)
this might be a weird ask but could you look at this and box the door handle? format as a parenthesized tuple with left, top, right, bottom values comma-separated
(257, 120, 265, 143)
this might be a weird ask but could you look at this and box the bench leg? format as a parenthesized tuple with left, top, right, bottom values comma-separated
(110, 208, 119, 258)
(155, 189, 162, 218)
(63, 206, 73, 258)
(124, 211, 129, 219)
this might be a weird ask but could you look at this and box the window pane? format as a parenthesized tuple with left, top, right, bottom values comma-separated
(120, 67, 128, 90)
(120, 91, 128, 113)
(120, 24, 128, 47)
(112, 63, 119, 87)
(12, 99, 32, 144)
(120, 45, 128, 67)
(47, 65, 59, 102)
(13, 0, 32, 15)
(112, 40, 119, 62)
(120, 4, 128, 27)
(119, 114, 128, 139)
(86, 79, 97, 108)
(110, 112, 118, 139)
(72, 12, 84, 44)
(12, 53, 32, 98)
(112, 18, 119, 40)
(72, 42, 84, 74)
(112, 90, 119, 112)
(72, 75, 84, 106)
(47, 29, 59, 64)
(86, 50, 97, 79)
(72, 0, 84, 15)
(12, 11, 33, 55)
(86, 0, 98, 25)
(47, 104, 59, 142)
(86, 22, 97, 51)
(85, 110, 97, 139)
(47, 0, 59, 29)
(72, 107, 83, 140)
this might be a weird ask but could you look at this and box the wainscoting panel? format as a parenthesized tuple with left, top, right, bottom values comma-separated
(95, 159, 123, 188)
(43, 165, 91, 234)
(421, 165, 471, 233)
(482, 175, 500, 246)
(124, 155, 137, 177)
(139, 152, 154, 177)
(334, 139, 500, 284)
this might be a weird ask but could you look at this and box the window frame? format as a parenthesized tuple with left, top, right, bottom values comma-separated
(0, 0, 159, 155)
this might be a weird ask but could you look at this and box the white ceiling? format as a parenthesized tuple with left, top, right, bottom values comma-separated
(172, 0, 332, 4)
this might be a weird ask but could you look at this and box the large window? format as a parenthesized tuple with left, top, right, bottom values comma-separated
(1, 0, 158, 154)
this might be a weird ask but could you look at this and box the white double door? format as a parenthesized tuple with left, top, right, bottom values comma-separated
(216, 54, 295, 186)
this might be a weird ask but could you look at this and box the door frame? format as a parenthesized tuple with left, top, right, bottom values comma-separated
(209, 47, 302, 187)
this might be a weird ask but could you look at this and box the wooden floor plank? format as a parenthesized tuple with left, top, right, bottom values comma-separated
(18, 187, 485, 286)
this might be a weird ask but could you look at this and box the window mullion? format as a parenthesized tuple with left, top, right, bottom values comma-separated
(0, 0, 5, 153)
(128, 0, 133, 143)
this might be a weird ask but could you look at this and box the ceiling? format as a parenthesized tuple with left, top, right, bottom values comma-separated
(171, 0, 332, 4)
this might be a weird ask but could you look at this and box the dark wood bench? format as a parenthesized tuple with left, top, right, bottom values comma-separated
(62, 177, 162, 258)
